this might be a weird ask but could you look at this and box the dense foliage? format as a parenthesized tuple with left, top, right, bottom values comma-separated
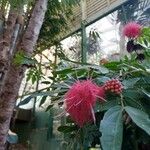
(3, 0, 149, 149)
(19, 23, 150, 150)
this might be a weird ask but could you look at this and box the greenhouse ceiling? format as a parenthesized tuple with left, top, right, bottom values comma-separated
(60, 0, 128, 38)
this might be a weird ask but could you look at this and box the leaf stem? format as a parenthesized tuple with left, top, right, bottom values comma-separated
(120, 94, 124, 108)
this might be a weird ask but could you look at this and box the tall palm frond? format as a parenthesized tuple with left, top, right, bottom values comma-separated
(136, 0, 150, 26)
(117, 0, 150, 26)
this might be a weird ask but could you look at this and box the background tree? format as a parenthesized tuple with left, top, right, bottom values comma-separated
(0, 0, 48, 148)
(0, 0, 79, 149)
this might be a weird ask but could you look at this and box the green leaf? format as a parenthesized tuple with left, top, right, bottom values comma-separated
(55, 68, 73, 74)
(104, 61, 121, 70)
(142, 90, 150, 98)
(100, 106, 123, 150)
(41, 81, 51, 84)
(95, 76, 110, 84)
(124, 97, 144, 110)
(82, 124, 101, 149)
(66, 116, 74, 123)
(125, 106, 150, 135)
(123, 90, 144, 110)
(141, 27, 150, 37)
(57, 125, 77, 133)
(32, 74, 36, 84)
(17, 96, 32, 107)
(45, 105, 53, 112)
(89, 65, 109, 74)
(14, 51, 37, 66)
(39, 96, 47, 106)
(18, 91, 56, 107)
(22, 57, 37, 66)
(122, 78, 140, 89)
(94, 100, 118, 112)
(123, 89, 140, 100)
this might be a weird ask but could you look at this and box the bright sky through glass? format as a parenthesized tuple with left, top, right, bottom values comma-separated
(61, 11, 120, 59)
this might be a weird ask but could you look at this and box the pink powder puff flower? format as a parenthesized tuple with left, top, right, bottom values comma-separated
(123, 22, 142, 38)
(64, 80, 105, 127)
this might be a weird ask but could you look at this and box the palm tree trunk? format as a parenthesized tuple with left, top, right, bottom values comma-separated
(0, 0, 48, 149)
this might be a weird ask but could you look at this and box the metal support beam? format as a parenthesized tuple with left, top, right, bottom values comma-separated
(106, 0, 110, 6)
(81, 0, 87, 63)
(81, 21, 87, 63)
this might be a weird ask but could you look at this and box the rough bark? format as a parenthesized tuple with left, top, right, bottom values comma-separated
(0, 10, 18, 92)
(0, 12, 4, 34)
(0, 0, 48, 149)
(20, 0, 48, 56)
(0, 64, 25, 149)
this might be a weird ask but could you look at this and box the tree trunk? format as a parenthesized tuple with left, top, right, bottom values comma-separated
(0, 0, 48, 149)
(0, 64, 25, 150)
(0, 10, 18, 92)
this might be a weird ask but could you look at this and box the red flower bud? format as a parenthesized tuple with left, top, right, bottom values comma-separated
(104, 79, 123, 94)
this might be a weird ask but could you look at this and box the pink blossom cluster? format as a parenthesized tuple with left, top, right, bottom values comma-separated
(64, 79, 122, 127)
(123, 22, 142, 38)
